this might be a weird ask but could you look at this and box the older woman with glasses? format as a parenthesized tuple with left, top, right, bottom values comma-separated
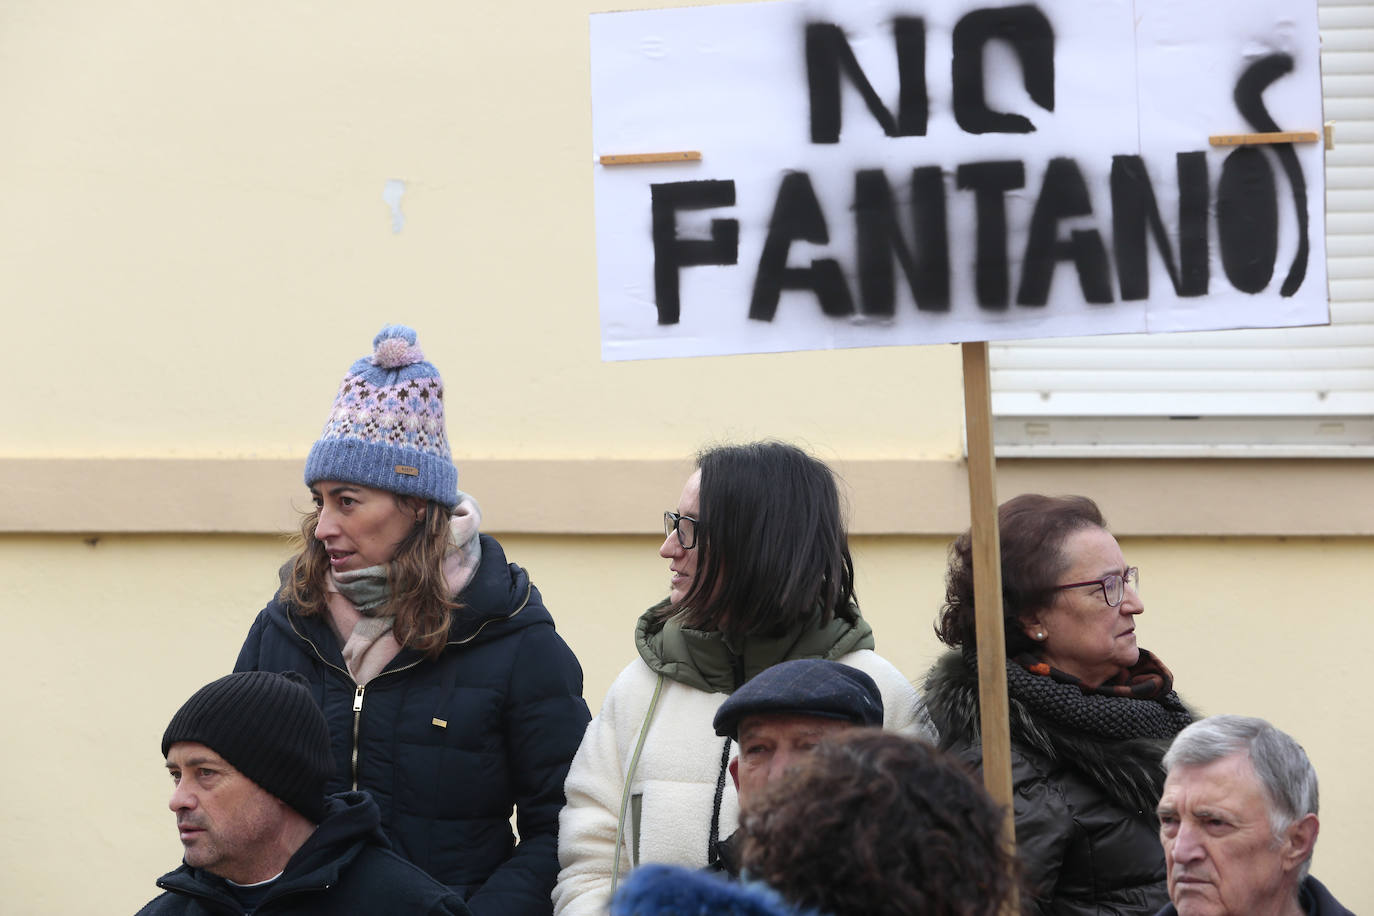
(552, 441, 921, 916)
(923, 493, 1193, 916)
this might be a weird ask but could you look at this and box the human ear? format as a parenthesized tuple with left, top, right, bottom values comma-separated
(728, 757, 740, 790)
(1019, 616, 1048, 643)
(1281, 814, 1319, 871)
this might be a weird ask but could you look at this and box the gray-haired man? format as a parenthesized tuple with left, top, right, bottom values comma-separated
(1154, 714, 1351, 916)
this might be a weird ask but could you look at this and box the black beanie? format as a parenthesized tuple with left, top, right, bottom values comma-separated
(162, 671, 332, 823)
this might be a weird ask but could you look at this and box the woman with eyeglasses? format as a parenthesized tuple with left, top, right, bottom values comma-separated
(552, 441, 921, 916)
(923, 493, 1193, 916)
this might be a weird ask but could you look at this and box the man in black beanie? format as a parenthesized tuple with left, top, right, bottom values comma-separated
(138, 671, 470, 915)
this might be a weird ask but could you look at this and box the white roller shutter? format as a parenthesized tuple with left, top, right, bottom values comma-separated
(992, 0, 1374, 457)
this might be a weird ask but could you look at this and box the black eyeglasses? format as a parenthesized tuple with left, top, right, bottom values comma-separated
(1053, 567, 1140, 608)
(663, 511, 699, 549)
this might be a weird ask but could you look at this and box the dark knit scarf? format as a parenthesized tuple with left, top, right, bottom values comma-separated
(986, 646, 1192, 741)
(1014, 647, 1176, 700)
(931, 648, 1194, 814)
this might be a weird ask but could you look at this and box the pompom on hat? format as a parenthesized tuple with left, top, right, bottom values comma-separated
(304, 324, 458, 508)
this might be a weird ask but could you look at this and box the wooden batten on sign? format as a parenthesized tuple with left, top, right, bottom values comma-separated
(961, 341, 1020, 915)
(1208, 130, 1320, 146)
(598, 151, 703, 165)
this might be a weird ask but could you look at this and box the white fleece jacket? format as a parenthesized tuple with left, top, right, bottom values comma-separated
(552, 649, 922, 916)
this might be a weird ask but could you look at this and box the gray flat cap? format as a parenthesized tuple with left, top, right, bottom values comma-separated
(713, 658, 885, 740)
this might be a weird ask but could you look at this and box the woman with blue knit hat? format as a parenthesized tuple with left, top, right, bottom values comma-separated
(235, 324, 590, 916)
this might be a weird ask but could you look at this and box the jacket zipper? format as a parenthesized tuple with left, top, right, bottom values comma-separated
(351, 685, 365, 790)
(285, 581, 532, 789)
(288, 613, 422, 789)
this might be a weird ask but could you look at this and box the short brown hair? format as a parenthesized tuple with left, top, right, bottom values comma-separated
(935, 493, 1105, 655)
(741, 731, 1021, 916)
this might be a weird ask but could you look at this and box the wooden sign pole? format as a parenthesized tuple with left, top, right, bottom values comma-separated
(960, 341, 1019, 911)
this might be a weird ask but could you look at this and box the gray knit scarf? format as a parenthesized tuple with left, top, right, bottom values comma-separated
(332, 566, 392, 616)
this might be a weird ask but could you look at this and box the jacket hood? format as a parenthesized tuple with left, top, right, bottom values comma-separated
(283, 791, 390, 879)
(923, 650, 1183, 814)
(445, 534, 552, 645)
(635, 600, 875, 693)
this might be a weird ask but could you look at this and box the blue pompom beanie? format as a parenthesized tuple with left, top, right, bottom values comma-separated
(303, 324, 459, 508)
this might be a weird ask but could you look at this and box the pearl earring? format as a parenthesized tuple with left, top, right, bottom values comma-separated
(1035, 630, 1046, 640)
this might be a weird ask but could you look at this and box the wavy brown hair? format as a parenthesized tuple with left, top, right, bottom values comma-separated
(935, 493, 1106, 656)
(279, 498, 459, 659)
(740, 731, 1021, 916)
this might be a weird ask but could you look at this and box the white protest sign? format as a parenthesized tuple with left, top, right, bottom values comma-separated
(590, 0, 1327, 361)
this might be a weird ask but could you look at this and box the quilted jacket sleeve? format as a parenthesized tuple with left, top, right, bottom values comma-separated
(1003, 751, 1073, 916)
(951, 743, 1072, 916)
(233, 607, 270, 671)
(464, 623, 591, 916)
(552, 666, 645, 916)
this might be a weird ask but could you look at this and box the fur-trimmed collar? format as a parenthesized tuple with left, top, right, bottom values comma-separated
(924, 650, 1191, 813)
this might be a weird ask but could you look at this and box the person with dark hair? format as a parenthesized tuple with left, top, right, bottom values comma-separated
(138, 671, 471, 915)
(234, 325, 589, 916)
(553, 441, 920, 916)
(607, 731, 1020, 916)
(742, 731, 1021, 916)
(923, 493, 1193, 916)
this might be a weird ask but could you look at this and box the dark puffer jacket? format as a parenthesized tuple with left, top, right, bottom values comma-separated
(235, 535, 590, 916)
(137, 792, 471, 915)
(924, 651, 1191, 916)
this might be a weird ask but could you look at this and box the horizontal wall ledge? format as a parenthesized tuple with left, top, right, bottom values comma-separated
(1, 457, 1370, 537)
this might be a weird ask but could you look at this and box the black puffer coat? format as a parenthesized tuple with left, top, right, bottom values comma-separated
(235, 535, 590, 916)
(924, 651, 1192, 916)
(138, 792, 471, 915)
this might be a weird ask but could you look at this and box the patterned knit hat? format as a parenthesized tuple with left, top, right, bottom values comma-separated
(162, 671, 333, 822)
(304, 324, 458, 508)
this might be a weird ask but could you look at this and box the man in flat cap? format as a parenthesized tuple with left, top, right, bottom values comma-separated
(138, 670, 470, 915)
(707, 658, 885, 877)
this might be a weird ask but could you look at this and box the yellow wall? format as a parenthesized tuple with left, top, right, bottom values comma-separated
(0, 2, 1370, 913)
